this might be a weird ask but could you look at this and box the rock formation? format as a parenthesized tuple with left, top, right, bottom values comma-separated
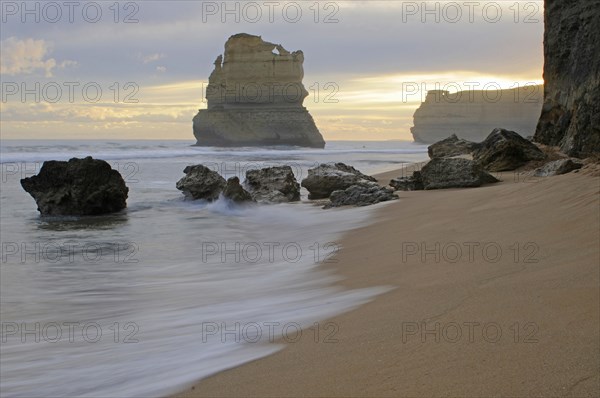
(193, 33, 325, 148)
(326, 183, 398, 208)
(390, 173, 423, 191)
(301, 163, 377, 200)
(533, 0, 600, 157)
(20, 157, 128, 216)
(411, 86, 543, 143)
(243, 166, 300, 203)
(176, 165, 226, 201)
(473, 128, 546, 172)
(428, 134, 479, 159)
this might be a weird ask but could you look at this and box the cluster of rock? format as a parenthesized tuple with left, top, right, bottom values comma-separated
(411, 86, 544, 144)
(390, 128, 549, 191)
(175, 165, 300, 204)
(20, 157, 129, 216)
(193, 33, 325, 148)
(533, 0, 600, 157)
(176, 162, 397, 208)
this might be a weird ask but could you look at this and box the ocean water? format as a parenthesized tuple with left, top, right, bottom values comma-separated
(0, 140, 428, 398)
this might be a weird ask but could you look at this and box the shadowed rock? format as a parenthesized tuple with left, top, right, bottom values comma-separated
(428, 134, 479, 159)
(534, 159, 584, 177)
(223, 177, 254, 203)
(301, 163, 377, 199)
(20, 156, 128, 216)
(474, 128, 546, 172)
(243, 166, 300, 203)
(420, 158, 499, 190)
(176, 165, 226, 201)
(534, 0, 600, 156)
(326, 182, 398, 208)
(390, 172, 424, 191)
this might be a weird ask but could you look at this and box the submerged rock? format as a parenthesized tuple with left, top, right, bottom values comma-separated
(176, 165, 226, 201)
(301, 163, 377, 199)
(193, 33, 325, 148)
(474, 128, 546, 171)
(326, 182, 398, 208)
(223, 176, 254, 203)
(420, 158, 499, 190)
(534, 159, 584, 177)
(243, 166, 300, 203)
(20, 156, 128, 216)
(428, 134, 479, 159)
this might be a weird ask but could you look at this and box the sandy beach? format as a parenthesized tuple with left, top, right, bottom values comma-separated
(176, 168, 599, 397)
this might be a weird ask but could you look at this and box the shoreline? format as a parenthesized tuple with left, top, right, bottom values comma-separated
(174, 168, 600, 397)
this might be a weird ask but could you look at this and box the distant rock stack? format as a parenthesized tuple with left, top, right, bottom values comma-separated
(411, 86, 543, 144)
(534, 0, 600, 157)
(193, 33, 325, 148)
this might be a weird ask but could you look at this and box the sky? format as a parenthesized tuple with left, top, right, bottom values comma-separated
(0, 1, 544, 141)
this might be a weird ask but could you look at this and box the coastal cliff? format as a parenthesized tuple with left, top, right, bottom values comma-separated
(193, 33, 325, 148)
(534, 0, 600, 156)
(411, 86, 543, 144)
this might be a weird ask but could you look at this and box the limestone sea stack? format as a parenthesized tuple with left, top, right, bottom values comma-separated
(534, 0, 600, 157)
(411, 86, 543, 144)
(193, 33, 325, 148)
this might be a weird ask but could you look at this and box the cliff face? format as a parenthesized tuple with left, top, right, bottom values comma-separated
(534, 0, 600, 156)
(193, 33, 325, 148)
(411, 86, 543, 144)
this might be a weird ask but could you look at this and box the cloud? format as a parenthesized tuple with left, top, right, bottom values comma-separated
(138, 53, 166, 64)
(156, 66, 167, 73)
(0, 37, 75, 77)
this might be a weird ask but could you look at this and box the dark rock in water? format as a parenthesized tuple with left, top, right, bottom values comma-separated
(534, 158, 584, 177)
(474, 128, 546, 171)
(193, 33, 325, 148)
(301, 163, 377, 199)
(420, 158, 499, 190)
(428, 134, 479, 159)
(20, 156, 128, 216)
(390, 172, 424, 191)
(176, 164, 226, 201)
(533, 0, 600, 157)
(223, 176, 254, 203)
(243, 166, 300, 203)
(326, 182, 398, 208)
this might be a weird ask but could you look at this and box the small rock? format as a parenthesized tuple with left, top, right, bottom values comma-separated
(20, 156, 128, 216)
(222, 176, 254, 203)
(301, 163, 376, 199)
(474, 128, 546, 171)
(390, 171, 424, 191)
(534, 158, 584, 177)
(420, 158, 499, 190)
(325, 182, 398, 208)
(176, 164, 226, 201)
(428, 134, 479, 159)
(244, 166, 300, 203)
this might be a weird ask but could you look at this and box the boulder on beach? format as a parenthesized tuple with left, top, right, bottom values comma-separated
(419, 158, 499, 190)
(389, 172, 424, 191)
(474, 128, 546, 172)
(243, 166, 300, 203)
(428, 134, 479, 159)
(301, 163, 377, 199)
(176, 165, 226, 201)
(534, 158, 584, 177)
(223, 176, 254, 203)
(326, 182, 398, 208)
(20, 156, 128, 216)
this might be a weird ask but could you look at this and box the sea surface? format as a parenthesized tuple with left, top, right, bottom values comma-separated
(0, 140, 428, 397)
